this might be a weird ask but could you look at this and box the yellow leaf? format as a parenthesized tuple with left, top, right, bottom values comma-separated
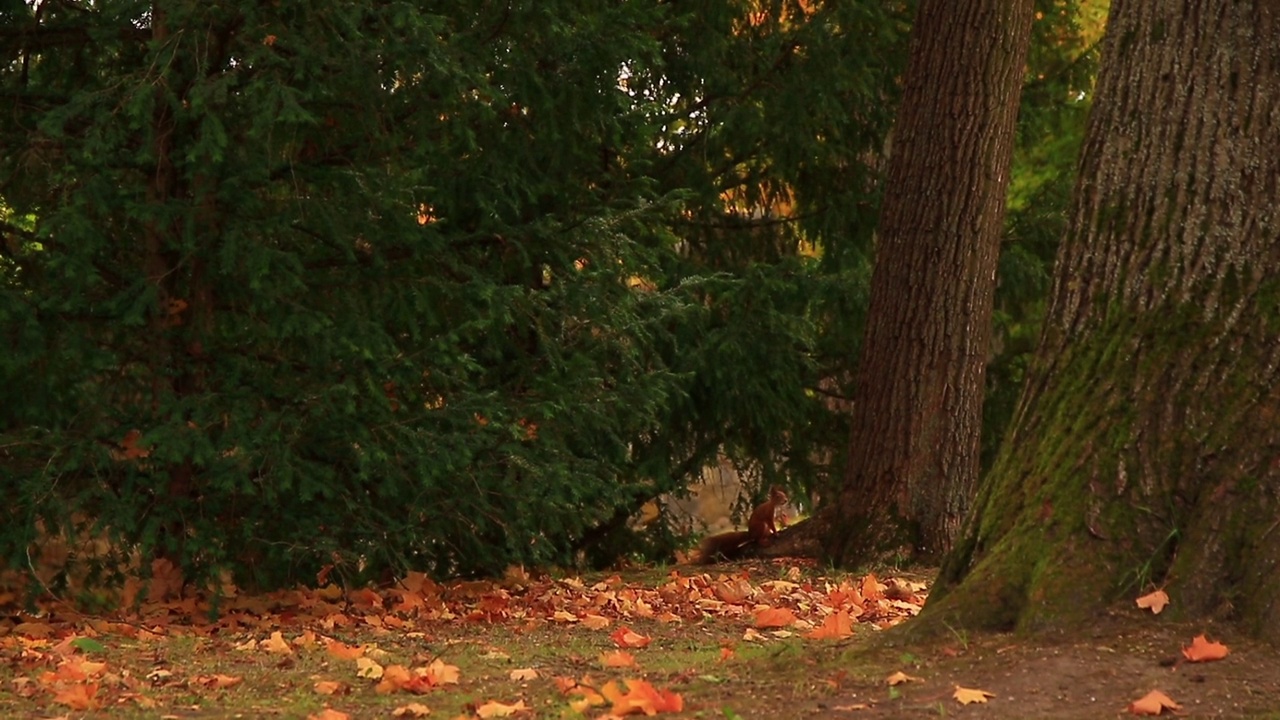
(953, 686, 995, 705)
(263, 631, 294, 655)
(1136, 590, 1169, 614)
(356, 657, 384, 679)
(1128, 689, 1180, 715)
(885, 671, 919, 686)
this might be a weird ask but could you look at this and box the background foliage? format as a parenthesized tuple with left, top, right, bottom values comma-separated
(1, 0, 1098, 589)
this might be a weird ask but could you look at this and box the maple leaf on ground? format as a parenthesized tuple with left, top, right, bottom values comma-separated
(1182, 634, 1229, 662)
(391, 703, 432, 717)
(314, 680, 345, 695)
(805, 610, 854, 640)
(753, 606, 797, 629)
(52, 682, 100, 710)
(476, 699, 531, 717)
(885, 671, 920, 686)
(193, 674, 243, 689)
(582, 614, 611, 630)
(601, 679, 684, 716)
(509, 668, 539, 681)
(263, 631, 294, 655)
(1129, 689, 1181, 715)
(953, 686, 995, 705)
(610, 626, 652, 649)
(600, 650, 638, 668)
(421, 658, 461, 686)
(356, 656, 384, 679)
(326, 639, 364, 660)
(1136, 590, 1170, 614)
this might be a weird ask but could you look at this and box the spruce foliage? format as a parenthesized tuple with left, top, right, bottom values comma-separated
(2, 1, 907, 587)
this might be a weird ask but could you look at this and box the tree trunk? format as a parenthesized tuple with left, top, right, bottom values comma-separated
(927, 0, 1280, 640)
(821, 0, 1034, 564)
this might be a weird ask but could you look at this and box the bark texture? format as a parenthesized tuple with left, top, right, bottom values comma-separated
(822, 0, 1034, 563)
(929, 0, 1280, 639)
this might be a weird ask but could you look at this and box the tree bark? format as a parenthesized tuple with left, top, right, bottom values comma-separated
(927, 0, 1280, 639)
(821, 0, 1034, 564)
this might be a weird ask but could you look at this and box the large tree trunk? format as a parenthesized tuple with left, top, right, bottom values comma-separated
(820, 0, 1034, 564)
(927, 0, 1280, 639)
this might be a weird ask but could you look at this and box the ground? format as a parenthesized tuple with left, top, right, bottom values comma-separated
(2, 560, 1277, 719)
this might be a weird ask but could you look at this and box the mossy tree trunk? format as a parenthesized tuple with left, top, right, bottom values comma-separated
(927, 0, 1280, 639)
(820, 0, 1034, 564)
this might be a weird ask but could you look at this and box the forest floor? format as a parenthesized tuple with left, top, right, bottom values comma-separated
(2, 558, 1279, 719)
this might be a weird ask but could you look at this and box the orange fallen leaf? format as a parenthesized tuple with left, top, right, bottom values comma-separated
(52, 682, 100, 710)
(421, 658, 461, 686)
(601, 679, 683, 716)
(599, 650, 637, 668)
(582, 614, 611, 630)
(326, 640, 364, 660)
(314, 680, 344, 695)
(194, 674, 243, 689)
(476, 699, 530, 717)
(753, 606, 797, 629)
(1129, 689, 1180, 715)
(718, 647, 735, 662)
(391, 703, 432, 717)
(1181, 634, 1229, 662)
(509, 668, 539, 681)
(308, 709, 349, 720)
(806, 610, 854, 640)
(610, 626, 652, 649)
(953, 686, 995, 705)
(1136, 590, 1169, 614)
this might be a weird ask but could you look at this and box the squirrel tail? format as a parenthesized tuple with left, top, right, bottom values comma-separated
(696, 530, 752, 564)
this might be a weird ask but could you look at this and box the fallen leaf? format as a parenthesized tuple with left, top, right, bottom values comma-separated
(52, 682, 100, 710)
(806, 610, 854, 640)
(610, 626, 652, 649)
(601, 679, 683, 716)
(327, 640, 364, 660)
(356, 657, 384, 680)
(1128, 689, 1180, 715)
(1136, 590, 1170, 614)
(476, 699, 530, 717)
(308, 709, 349, 720)
(953, 686, 995, 705)
(753, 606, 798, 629)
(314, 680, 344, 695)
(581, 614, 611, 630)
(885, 671, 919, 686)
(194, 674, 243, 689)
(1181, 634, 1229, 662)
(263, 631, 294, 655)
(599, 650, 637, 668)
(509, 668, 539, 681)
(391, 703, 432, 717)
(421, 658, 460, 686)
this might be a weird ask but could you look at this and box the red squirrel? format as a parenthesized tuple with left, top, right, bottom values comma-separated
(696, 486, 788, 563)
